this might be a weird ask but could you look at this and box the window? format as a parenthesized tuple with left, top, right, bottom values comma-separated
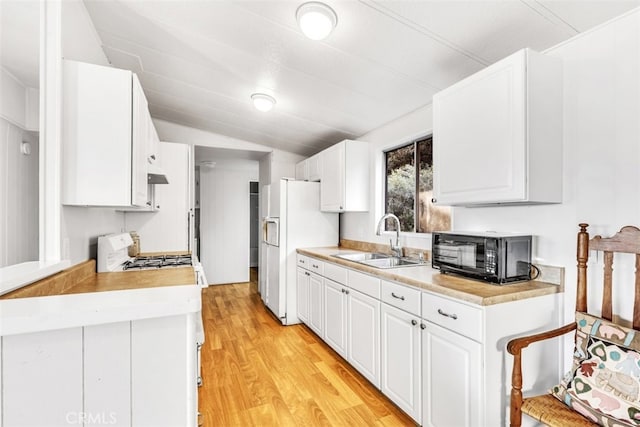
(384, 136, 451, 233)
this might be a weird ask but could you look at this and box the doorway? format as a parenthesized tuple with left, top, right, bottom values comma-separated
(249, 182, 259, 267)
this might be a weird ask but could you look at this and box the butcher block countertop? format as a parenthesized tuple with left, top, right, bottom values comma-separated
(0, 260, 200, 336)
(297, 246, 563, 306)
(1, 259, 196, 299)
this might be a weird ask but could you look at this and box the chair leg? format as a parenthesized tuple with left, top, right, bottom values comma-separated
(510, 351, 523, 427)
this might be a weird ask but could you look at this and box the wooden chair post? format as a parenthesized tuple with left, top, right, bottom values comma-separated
(576, 223, 589, 312)
(510, 351, 523, 427)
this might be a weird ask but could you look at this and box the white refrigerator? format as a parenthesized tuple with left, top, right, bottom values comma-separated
(262, 179, 338, 325)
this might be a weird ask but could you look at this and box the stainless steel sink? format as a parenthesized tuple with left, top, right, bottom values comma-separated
(331, 252, 423, 269)
(359, 257, 422, 269)
(332, 252, 391, 262)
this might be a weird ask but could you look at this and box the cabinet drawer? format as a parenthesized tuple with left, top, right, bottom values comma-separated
(422, 292, 482, 341)
(347, 270, 380, 299)
(381, 281, 421, 316)
(324, 262, 347, 285)
(308, 258, 324, 275)
(297, 254, 309, 269)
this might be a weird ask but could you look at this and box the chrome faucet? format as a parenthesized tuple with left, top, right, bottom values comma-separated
(376, 213, 402, 258)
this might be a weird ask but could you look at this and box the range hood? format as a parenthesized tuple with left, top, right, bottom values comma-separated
(147, 163, 169, 184)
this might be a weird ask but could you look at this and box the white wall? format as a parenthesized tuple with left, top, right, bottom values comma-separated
(61, 208, 125, 264)
(154, 119, 273, 154)
(200, 159, 258, 285)
(0, 118, 39, 267)
(343, 9, 640, 327)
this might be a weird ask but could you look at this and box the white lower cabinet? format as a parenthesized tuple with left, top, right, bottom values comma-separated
(347, 289, 380, 388)
(296, 254, 561, 426)
(323, 278, 348, 358)
(422, 321, 481, 427)
(308, 272, 324, 336)
(296, 267, 310, 323)
(381, 303, 422, 423)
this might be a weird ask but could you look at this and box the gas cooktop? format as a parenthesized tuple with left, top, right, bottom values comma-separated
(123, 255, 193, 271)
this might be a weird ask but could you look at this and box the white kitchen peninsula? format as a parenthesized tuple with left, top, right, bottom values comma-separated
(0, 261, 201, 427)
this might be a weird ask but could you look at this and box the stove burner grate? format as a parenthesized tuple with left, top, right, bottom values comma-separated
(123, 254, 192, 270)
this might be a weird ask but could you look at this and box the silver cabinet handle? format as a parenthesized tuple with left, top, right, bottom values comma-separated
(420, 323, 426, 330)
(391, 292, 405, 301)
(437, 309, 458, 320)
(312, 264, 319, 268)
(305, 272, 310, 276)
(341, 288, 345, 293)
(345, 289, 350, 295)
(411, 319, 418, 326)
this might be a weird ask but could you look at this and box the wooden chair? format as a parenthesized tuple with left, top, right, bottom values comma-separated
(507, 223, 640, 427)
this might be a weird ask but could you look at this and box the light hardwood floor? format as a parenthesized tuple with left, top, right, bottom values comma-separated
(198, 268, 416, 426)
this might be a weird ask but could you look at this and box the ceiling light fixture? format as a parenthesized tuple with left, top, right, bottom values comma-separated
(296, 2, 338, 41)
(251, 93, 276, 112)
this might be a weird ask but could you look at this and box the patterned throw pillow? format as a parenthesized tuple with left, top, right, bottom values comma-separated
(551, 312, 640, 426)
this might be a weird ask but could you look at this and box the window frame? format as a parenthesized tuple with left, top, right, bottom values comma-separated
(381, 133, 446, 236)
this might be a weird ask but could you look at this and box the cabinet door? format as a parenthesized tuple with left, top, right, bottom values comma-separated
(433, 50, 526, 205)
(381, 303, 421, 422)
(295, 160, 308, 180)
(308, 153, 321, 182)
(62, 60, 133, 206)
(296, 268, 310, 324)
(323, 278, 347, 358)
(422, 322, 481, 427)
(131, 74, 149, 207)
(347, 289, 380, 387)
(320, 142, 345, 212)
(308, 272, 324, 336)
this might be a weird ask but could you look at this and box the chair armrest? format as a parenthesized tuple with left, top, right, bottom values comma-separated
(507, 322, 577, 355)
(508, 322, 576, 427)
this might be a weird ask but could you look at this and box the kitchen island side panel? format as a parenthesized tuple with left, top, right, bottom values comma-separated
(2, 327, 83, 425)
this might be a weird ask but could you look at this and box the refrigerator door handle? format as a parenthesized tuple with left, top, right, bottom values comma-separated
(263, 217, 279, 247)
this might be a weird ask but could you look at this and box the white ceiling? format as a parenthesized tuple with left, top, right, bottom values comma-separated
(3, 1, 639, 157)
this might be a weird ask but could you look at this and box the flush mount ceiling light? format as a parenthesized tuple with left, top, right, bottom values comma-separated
(251, 93, 276, 112)
(296, 2, 338, 41)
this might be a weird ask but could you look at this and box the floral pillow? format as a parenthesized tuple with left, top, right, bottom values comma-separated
(551, 312, 640, 426)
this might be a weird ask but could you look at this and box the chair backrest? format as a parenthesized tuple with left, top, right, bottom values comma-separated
(576, 223, 640, 328)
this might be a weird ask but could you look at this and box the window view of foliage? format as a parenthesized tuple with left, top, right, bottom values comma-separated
(385, 137, 450, 233)
(386, 145, 414, 231)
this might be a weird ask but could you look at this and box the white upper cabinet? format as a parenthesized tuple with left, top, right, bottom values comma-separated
(432, 48, 562, 206)
(307, 153, 321, 182)
(320, 140, 369, 212)
(62, 60, 153, 207)
(295, 160, 307, 181)
(295, 153, 321, 182)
